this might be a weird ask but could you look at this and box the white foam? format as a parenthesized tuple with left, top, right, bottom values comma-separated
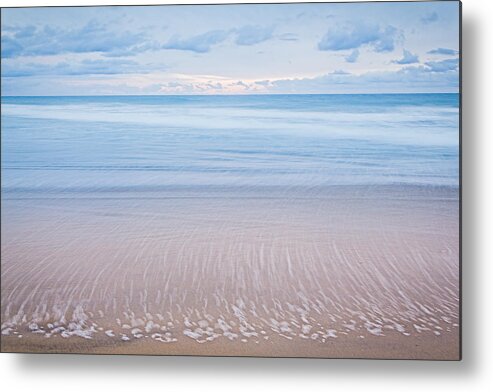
(1, 328, 13, 336)
(183, 329, 202, 340)
(198, 320, 209, 328)
(301, 324, 312, 334)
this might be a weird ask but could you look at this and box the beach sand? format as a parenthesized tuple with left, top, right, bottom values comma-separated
(1, 185, 460, 359)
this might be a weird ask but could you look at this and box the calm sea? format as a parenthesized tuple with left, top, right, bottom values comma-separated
(1, 94, 459, 191)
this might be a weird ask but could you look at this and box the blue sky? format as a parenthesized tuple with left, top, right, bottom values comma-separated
(1, 1, 460, 95)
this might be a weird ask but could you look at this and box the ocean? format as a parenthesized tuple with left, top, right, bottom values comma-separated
(0, 94, 460, 358)
(1, 94, 459, 191)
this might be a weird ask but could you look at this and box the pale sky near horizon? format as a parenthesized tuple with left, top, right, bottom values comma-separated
(1, 1, 460, 95)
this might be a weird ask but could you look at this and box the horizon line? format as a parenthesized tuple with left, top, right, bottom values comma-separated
(1, 92, 460, 98)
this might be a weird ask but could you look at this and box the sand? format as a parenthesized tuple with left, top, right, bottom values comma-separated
(1, 185, 460, 359)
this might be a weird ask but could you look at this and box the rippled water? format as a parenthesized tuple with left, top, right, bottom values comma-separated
(1, 94, 459, 190)
(1, 94, 459, 356)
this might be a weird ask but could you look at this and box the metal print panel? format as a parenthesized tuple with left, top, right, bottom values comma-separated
(0, 1, 461, 359)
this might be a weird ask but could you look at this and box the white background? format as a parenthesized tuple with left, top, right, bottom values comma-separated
(0, 0, 491, 391)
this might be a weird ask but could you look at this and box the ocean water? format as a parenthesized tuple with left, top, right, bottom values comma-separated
(1, 94, 459, 191)
(1, 94, 460, 355)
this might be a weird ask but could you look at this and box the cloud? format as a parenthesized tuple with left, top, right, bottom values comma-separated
(141, 80, 227, 94)
(330, 70, 351, 75)
(0, 36, 23, 58)
(233, 80, 250, 90)
(421, 12, 439, 24)
(1, 58, 145, 77)
(345, 49, 359, 63)
(278, 33, 298, 42)
(161, 25, 274, 53)
(234, 25, 274, 46)
(13, 25, 37, 39)
(424, 58, 459, 73)
(162, 30, 230, 53)
(254, 80, 271, 87)
(392, 49, 419, 65)
(1, 21, 147, 58)
(427, 48, 459, 56)
(157, 81, 198, 94)
(264, 61, 458, 94)
(102, 42, 161, 58)
(318, 22, 399, 53)
(154, 79, 256, 94)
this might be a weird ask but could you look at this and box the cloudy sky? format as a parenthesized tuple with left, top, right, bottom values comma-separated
(1, 1, 460, 95)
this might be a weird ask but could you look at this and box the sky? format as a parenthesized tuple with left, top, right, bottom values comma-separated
(1, 1, 460, 95)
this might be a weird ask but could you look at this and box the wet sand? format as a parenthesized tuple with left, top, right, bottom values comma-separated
(1, 327, 458, 360)
(1, 185, 460, 359)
